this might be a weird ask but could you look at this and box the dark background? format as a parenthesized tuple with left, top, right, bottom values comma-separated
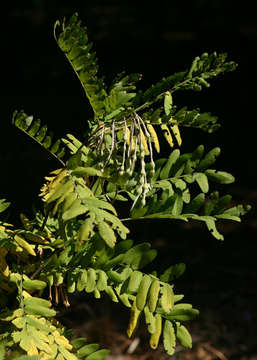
(1, 1, 257, 359)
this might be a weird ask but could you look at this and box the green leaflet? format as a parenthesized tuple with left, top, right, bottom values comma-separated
(136, 274, 152, 311)
(78, 219, 93, 243)
(173, 303, 193, 310)
(205, 169, 235, 184)
(160, 307, 199, 322)
(160, 263, 186, 282)
(149, 314, 162, 349)
(98, 221, 116, 248)
(144, 306, 156, 334)
(163, 320, 176, 355)
(164, 91, 173, 116)
(24, 305, 56, 317)
(96, 270, 108, 291)
(184, 193, 205, 213)
(195, 173, 209, 193)
(71, 167, 103, 177)
(23, 297, 52, 308)
(62, 199, 88, 221)
(105, 286, 118, 302)
(86, 349, 110, 360)
(70, 338, 88, 349)
(197, 147, 221, 170)
(77, 269, 87, 291)
(96, 209, 129, 239)
(127, 271, 143, 294)
(77, 343, 100, 358)
(174, 107, 219, 133)
(0, 199, 10, 214)
(205, 218, 224, 240)
(160, 283, 174, 313)
(122, 243, 151, 269)
(176, 323, 192, 348)
(75, 197, 117, 215)
(147, 279, 160, 312)
(171, 193, 183, 215)
(22, 279, 47, 291)
(85, 268, 97, 293)
(216, 214, 241, 222)
(160, 149, 180, 179)
(25, 315, 51, 333)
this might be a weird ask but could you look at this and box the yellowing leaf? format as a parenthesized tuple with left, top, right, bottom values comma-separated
(59, 345, 78, 360)
(12, 317, 26, 329)
(53, 330, 72, 350)
(147, 124, 160, 153)
(22, 290, 32, 299)
(161, 283, 174, 313)
(125, 126, 135, 151)
(161, 124, 174, 148)
(127, 300, 141, 338)
(20, 337, 38, 355)
(149, 314, 162, 349)
(14, 235, 36, 256)
(0, 249, 10, 277)
(40, 170, 67, 201)
(140, 129, 149, 155)
(170, 124, 182, 146)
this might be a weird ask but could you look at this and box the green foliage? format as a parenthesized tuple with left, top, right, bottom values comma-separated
(0, 13, 250, 359)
